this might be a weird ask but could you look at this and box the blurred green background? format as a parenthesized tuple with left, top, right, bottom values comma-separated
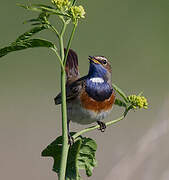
(0, 0, 169, 180)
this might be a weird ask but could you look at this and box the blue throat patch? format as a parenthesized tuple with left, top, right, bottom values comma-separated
(88, 62, 107, 79)
(86, 63, 112, 101)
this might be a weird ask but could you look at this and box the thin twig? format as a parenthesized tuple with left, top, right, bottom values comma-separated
(73, 115, 125, 140)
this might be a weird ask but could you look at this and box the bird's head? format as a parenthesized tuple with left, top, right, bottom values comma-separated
(88, 56, 112, 83)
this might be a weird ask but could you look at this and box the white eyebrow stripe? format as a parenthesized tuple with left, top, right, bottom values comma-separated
(90, 77, 104, 83)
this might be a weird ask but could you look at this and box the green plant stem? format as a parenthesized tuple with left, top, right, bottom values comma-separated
(52, 48, 64, 70)
(64, 22, 78, 65)
(59, 69, 69, 180)
(72, 115, 125, 140)
(60, 20, 67, 37)
(49, 24, 60, 39)
(58, 20, 78, 180)
(58, 21, 69, 180)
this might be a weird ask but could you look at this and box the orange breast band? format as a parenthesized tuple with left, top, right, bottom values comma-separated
(80, 90, 115, 113)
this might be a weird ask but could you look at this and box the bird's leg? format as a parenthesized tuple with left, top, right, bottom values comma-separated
(67, 119, 74, 146)
(97, 120, 106, 132)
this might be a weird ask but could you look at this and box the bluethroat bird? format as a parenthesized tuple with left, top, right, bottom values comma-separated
(54, 49, 115, 144)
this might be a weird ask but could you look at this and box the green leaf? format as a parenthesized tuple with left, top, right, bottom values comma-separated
(77, 137, 97, 177)
(15, 26, 47, 42)
(0, 39, 56, 58)
(112, 83, 129, 103)
(42, 135, 97, 179)
(23, 12, 50, 25)
(31, 4, 59, 12)
(17, 3, 70, 17)
(17, 3, 42, 13)
(114, 98, 127, 108)
(23, 18, 39, 24)
(41, 136, 63, 173)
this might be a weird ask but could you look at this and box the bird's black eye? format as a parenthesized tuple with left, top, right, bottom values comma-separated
(103, 60, 107, 65)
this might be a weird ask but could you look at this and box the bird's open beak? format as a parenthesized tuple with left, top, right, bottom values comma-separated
(88, 56, 100, 64)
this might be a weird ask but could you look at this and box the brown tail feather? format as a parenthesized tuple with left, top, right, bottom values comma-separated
(65, 49, 80, 84)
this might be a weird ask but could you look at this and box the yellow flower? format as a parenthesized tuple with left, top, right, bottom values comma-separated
(69, 5, 85, 23)
(51, 0, 70, 11)
(127, 94, 148, 109)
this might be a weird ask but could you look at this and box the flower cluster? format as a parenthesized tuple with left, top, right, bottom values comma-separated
(127, 95, 148, 109)
(51, 0, 70, 11)
(51, 0, 85, 23)
(69, 5, 85, 22)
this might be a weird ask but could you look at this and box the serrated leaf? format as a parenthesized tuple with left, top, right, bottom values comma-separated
(0, 39, 55, 58)
(112, 83, 129, 103)
(82, 137, 97, 151)
(79, 146, 94, 157)
(77, 138, 97, 177)
(42, 135, 97, 180)
(15, 26, 47, 42)
(85, 163, 93, 177)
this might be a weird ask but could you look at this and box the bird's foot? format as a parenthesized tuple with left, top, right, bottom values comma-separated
(97, 121, 106, 132)
(68, 133, 74, 146)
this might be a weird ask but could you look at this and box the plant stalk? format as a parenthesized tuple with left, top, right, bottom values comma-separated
(58, 21, 69, 180)
(59, 68, 69, 180)
(52, 48, 64, 70)
(58, 20, 78, 180)
(64, 22, 77, 65)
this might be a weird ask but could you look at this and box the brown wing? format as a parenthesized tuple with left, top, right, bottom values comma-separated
(65, 48, 80, 85)
(54, 49, 82, 105)
(54, 77, 86, 105)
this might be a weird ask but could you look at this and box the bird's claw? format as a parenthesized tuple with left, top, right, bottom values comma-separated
(97, 121, 106, 132)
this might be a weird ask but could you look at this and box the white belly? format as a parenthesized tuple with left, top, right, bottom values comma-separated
(67, 99, 112, 125)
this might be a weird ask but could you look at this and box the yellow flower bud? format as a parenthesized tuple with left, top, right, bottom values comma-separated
(127, 94, 148, 109)
(69, 5, 85, 23)
(51, 0, 70, 11)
